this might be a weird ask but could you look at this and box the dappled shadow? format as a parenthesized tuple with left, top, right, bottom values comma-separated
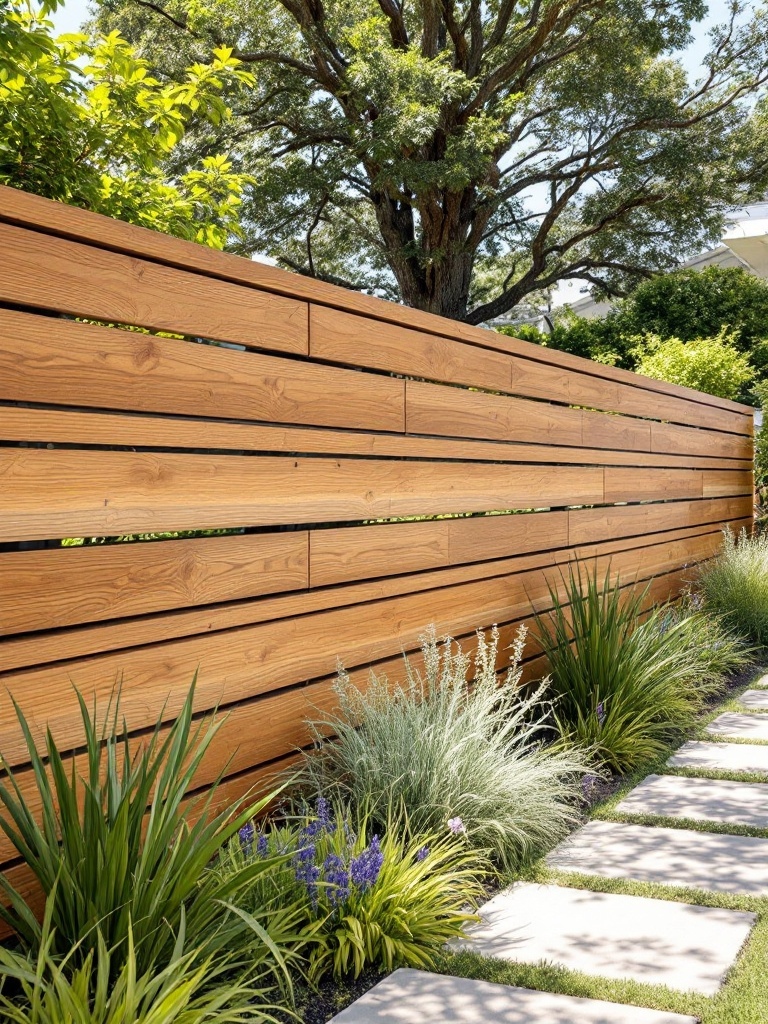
(329, 968, 697, 1023)
(616, 773, 768, 828)
(669, 739, 768, 773)
(456, 884, 754, 996)
(707, 712, 768, 740)
(549, 819, 768, 895)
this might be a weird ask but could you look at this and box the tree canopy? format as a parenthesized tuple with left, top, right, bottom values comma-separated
(0, 0, 253, 246)
(95, 0, 768, 320)
(502, 264, 768, 401)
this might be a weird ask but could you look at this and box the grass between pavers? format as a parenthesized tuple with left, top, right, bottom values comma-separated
(429, 664, 768, 1024)
(437, 870, 768, 1024)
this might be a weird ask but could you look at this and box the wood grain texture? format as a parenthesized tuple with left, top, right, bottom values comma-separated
(314, 305, 750, 435)
(0, 533, 309, 635)
(0, 222, 308, 353)
(0, 308, 403, 431)
(0, 449, 605, 542)
(0, 185, 751, 415)
(310, 512, 570, 587)
(0, 520, 730, 674)
(0, 527, 724, 768)
(569, 496, 754, 546)
(1, 404, 750, 470)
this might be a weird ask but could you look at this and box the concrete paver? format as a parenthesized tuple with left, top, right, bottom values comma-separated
(455, 883, 754, 995)
(706, 712, 768, 741)
(668, 740, 768, 773)
(615, 773, 768, 828)
(328, 969, 699, 1023)
(739, 690, 768, 710)
(547, 819, 768, 895)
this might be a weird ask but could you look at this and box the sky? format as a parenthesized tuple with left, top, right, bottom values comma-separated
(51, 0, 734, 70)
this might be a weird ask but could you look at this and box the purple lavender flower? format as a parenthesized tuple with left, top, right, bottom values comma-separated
(323, 853, 350, 907)
(256, 832, 268, 858)
(350, 835, 384, 891)
(293, 841, 321, 904)
(238, 822, 254, 854)
(596, 702, 606, 727)
(415, 846, 430, 862)
(447, 816, 466, 835)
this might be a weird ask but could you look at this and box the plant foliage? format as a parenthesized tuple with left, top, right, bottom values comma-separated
(220, 799, 486, 983)
(295, 627, 591, 871)
(534, 564, 744, 772)
(698, 528, 768, 644)
(0, 0, 253, 246)
(0, 896, 270, 1023)
(0, 680, 304, 996)
(633, 328, 755, 400)
(96, 0, 768, 320)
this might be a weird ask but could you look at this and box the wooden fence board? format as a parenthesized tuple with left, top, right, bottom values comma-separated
(0, 185, 751, 418)
(0, 308, 404, 432)
(0, 533, 309, 635)
(0, 449, 606, 542)
(1, 405, 750, 470)
(0, 222, 308, 354)
(0, 526, 725, 768)
(311, 305, 751, 435)
(0, 521, 738, 675)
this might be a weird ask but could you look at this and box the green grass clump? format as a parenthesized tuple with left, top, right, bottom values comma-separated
(296, 626, 592, 872)
(533, 564, 745, 773)
(0, 681, 305, 1016)
(698, 528, 768, 644)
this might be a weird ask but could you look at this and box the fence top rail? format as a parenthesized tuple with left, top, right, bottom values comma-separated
(0, 184, 754, 417)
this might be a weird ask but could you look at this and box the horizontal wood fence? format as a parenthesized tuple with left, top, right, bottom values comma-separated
(0, 185, 755, 914)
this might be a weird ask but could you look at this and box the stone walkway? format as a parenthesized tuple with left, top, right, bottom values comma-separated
(330, 678, 768, 1023)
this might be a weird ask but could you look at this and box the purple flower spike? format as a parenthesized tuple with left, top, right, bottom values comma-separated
(447, 816, 465, 835)
(256, 832, 268, 857)
(416, 846, 430, 862)
(350, 835, 384, 891)
(323, 853, 350, 906)
(596, 701, 606, 726)
(238, 822, 254, 854)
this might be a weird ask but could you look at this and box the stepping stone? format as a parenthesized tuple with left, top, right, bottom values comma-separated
(615, 773, 768, 828)
(547, 819, 768, 895)
(455, 883, 753, 995)
(739, 690, 768, 710)
(669, 740, 768, 774)
(328, 968, 698, 1023)
(707, 713, 768, 741)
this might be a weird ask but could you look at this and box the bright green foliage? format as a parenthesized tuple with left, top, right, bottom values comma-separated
(622, 266, 768, 351)
(0, 0, 253, 246)
(534, 565, 741, 773)
(96, 0, 768, 321)
(0, 680, 305, 998)
(698, 528, 768, 644)
(0, 901, 267, 1023)
(505, 266, 768, 392)
(296, 627, 591, 871)
(222, 803, 485, 983)
(633, 329, 755, 400)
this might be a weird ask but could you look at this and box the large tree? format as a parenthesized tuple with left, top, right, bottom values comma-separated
(97, 0, 768, 321)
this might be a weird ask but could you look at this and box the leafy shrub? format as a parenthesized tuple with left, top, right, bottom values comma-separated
(698, 528, 768, 643)
(534, 564, 742, 772)
(633, 329, 754, 400)
(0, 682, 304, 1000)
(295, 627, 591, 871)
(0, 896, 270, 1023)
(220, 799, 485, 983)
